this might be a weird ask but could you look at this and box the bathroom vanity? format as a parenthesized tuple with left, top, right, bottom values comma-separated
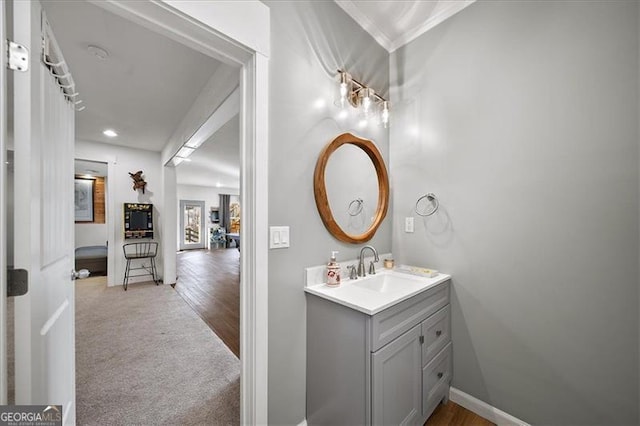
(305, 269, 452, 425)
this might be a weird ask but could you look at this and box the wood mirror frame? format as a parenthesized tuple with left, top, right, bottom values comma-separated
(314, 133, 389, 244)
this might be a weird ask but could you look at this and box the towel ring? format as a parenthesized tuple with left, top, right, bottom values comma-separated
(348, 198, 364, 216)
(415, 193, 439, 217)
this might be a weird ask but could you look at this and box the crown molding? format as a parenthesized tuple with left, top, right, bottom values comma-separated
(387, 0, 475, 52)
(335, 0, 476, 53)
(334, 0, 395, 51)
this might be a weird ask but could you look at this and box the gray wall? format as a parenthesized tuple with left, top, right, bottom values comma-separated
(390, 1, 639, 424)
(264, 1, 390, 424)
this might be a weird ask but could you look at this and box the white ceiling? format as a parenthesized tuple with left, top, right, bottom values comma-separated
(334, 0, 476, 52)
(176, 115, 240, 189)
(46, 1, 471, 190)
(42, 1, 225, 151)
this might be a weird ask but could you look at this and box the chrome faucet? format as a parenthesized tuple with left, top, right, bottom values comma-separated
(357, 245, 379, 277)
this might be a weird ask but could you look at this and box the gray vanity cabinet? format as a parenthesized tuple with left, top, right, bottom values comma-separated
(371, 324, 422, 425)
(306, 280, 451, 426)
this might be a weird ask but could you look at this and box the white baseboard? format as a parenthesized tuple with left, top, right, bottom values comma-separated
(449, 387, 530, 426)
(298, 389, 526, 426)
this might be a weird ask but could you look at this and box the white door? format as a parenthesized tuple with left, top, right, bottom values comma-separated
(179, 200, 206, 250)
(11, 1, 76, 423)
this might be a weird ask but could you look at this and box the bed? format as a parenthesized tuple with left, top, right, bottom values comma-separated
(75, 245, 107, 276)
(226, 233, 240, 251)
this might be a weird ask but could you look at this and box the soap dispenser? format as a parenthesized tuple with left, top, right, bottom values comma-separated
(326, 251, 341, 287)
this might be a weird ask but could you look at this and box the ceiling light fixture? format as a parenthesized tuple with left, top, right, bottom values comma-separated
(334, 70, 389, 127)
(176, 146, 195, 158)
(171, 145, 197, 167)
(103, 129, 118, 138)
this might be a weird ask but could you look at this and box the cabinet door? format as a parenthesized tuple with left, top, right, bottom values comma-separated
(372, 325, 422, 426)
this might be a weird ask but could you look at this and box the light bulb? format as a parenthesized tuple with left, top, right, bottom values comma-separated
(334, 71, 352, 109)
(359, 88, 375, 119)
(363, 96, 371, 114)
(380, 101, 390, 128)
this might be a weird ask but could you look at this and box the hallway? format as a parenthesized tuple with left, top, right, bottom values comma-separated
(75, 276, 239, 424)
(175, 248, 240, 358)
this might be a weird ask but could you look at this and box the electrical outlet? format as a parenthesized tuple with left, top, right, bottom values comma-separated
(405, 217, 414, 233)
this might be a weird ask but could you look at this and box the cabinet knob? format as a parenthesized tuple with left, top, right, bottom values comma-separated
(437, 372, 443, 379)
(436, 330, 442, 337)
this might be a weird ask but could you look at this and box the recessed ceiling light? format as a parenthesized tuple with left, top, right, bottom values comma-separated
(103, 129, 118, 138)
(87, 45, 109, 60)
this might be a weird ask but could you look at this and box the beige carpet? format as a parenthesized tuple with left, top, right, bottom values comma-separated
(75, 277, 240, 425)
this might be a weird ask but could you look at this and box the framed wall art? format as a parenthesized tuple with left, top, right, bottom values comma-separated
(75, 178, 94, 222)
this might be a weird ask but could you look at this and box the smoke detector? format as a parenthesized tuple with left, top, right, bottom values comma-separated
(87, 45, 109, 60)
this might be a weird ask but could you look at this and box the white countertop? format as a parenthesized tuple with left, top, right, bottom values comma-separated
(304, 268, 451, 315)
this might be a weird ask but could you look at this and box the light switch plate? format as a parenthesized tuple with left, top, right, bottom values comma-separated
(405, 217, 414, 233)
(270, 226, 290, 249)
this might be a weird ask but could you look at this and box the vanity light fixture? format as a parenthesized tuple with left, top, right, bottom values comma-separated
(334, 70, 389, 127)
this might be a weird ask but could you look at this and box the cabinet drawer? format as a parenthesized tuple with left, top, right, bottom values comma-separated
(370, 281, 449, 352)
(422, 342, 452, 418)
(421, 305, 450, 366)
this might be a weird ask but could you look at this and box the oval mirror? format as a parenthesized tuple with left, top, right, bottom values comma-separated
(314, 133, 389, 243)
(325, 144, 379, 234)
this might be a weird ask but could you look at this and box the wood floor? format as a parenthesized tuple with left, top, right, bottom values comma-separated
(425, 401, 495, 426)
(174, 248, 240, 358)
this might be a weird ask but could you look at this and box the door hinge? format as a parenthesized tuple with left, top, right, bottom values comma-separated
(7, 268, 28, 297)
(419, 335, 424, 344)
(6, 40, 29, 72)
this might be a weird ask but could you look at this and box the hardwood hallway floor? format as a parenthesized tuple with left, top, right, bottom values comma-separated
(175, 248, 240, 357)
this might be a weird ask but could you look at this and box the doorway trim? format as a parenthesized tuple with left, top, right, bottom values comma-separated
(88, 1, 270, 423)
(179, 200, 206, 251)
(0, 0, 8, 405)
(73, 156, 116, 286)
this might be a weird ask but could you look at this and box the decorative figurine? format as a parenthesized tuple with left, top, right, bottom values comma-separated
(129, 171, 147, 194)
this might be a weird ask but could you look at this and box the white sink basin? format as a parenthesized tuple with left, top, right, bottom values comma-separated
(305, 269, 451, 315)
(352, 272, 421, 294)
